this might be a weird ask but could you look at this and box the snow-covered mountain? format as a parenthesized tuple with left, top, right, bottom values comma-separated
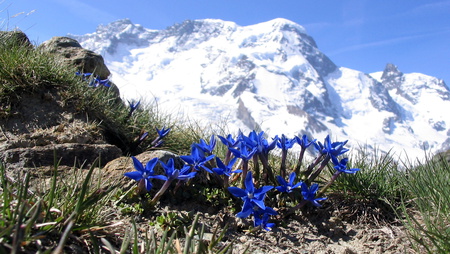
(69, 18, 450, 159)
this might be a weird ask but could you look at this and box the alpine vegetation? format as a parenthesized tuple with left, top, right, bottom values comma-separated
(3, 28, 449, 253)
(123, 129, 359, 231)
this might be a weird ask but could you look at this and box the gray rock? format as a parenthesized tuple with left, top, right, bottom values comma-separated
(0, 143, 122, 169)
(39, 36, 111, 79)
(103, 150, 184, 186)
(104, 150, 183, 173)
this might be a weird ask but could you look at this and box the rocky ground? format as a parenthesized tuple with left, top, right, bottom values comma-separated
(99, 152, 416, 254)
(24, 166, 416, 253)
(142, 192, 414, 253)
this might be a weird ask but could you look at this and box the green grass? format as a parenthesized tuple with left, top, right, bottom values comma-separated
(397, 155, 450, 253)
(0, 159, 118, 253)
(0, 32, 72, 106)
(0, 161, 235, 253)
(329, 146, 404, 203)
(329, 145, 450, 253)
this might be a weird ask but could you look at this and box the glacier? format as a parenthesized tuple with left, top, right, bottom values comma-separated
(69, 18, 450, 160)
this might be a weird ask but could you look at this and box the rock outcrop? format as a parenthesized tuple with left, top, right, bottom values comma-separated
(38, 36, 111, 79)
(0, 33, 124, 170)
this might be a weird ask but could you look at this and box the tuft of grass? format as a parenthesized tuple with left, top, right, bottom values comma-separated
(398, 155, 450, 253)
(0, 159, 120, 253)
(0, 31, 74, 104)
(328, 146, 404, 204)
(0, 158, 235, 253)
(123, 213, 235, 254)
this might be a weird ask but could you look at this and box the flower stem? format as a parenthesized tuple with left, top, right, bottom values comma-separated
(317, 171, 341, 197)
(252, 155, 260, 186)
(302, 154, 324, 179)
(294, 148, 306, 176)
(306, 155, 330, 185)
(240, 160, 249, 188)
(280, 149, 288, 179)
(150, 179, 174, 205)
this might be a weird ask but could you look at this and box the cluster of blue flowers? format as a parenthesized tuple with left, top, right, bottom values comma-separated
(124, 129, 359, 231)
(75, 71, 111, 88)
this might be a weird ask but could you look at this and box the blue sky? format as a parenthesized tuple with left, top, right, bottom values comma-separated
(2, 0, 450, 83)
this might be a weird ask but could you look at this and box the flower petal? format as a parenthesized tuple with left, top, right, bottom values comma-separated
(131, 157, 144, 172)
(124, 171, 143, 181)
(180, 155, 195, 165)
(256, 186, 274, 195)
(245, 171, 255, 194)
(201, 165, 213, 174)
(276, 175, 287, 186)
(145, 179, 153, 191)
(151, 175, 168, 181)
(145, 158, 159, 173)
(310, 183, 319, 194)
(288, 172, 296, 185)
(252, 198, 266, 210)
(228, 187, 247, 198)
(237, 199, 254, 218)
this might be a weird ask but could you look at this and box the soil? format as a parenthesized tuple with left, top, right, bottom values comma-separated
(150, 195, 415, 254)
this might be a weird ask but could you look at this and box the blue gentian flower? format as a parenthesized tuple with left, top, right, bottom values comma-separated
(253, 206, 277, 230)
(212, 157, 241, 177)
(242, 130, 278, 156)
(96, 78, 111, 87)
(301, 182, 327, 207)
(128, 100, 141, 115)
(261, 136, 278, 157)
(277, 134, 296, 150)
(180, 146, 215, 173)
(139, 132, 148, 141)
(156, 126, 171, 139)
(194, 135, 216, 154)
(160, 158, 197, 181)
(75, 71, 92, 80)
(228, 171, 274, 218)
(254, 213, 276, 231)
(314, 135, 349, 160)
(332, 157, 360, 174)
(124, 157, 167, 191)
(296, 134, 315, 149)
(76, 72, 110, 87)
(177, 164, 197, 180)
(159, 158, 179, 180)
(229, 142, 257, 162)
(218, 134, 240, 148)
(276, 172, 302, 193)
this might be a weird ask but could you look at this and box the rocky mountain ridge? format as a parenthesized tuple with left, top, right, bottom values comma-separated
(70, 18, 450, 159)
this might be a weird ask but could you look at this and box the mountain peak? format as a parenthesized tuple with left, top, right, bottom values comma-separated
(264, 18, 307, 34)
(96, 18, 138, 34)
(381, 63, 404, 89)
(382, 63, 402, 75)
